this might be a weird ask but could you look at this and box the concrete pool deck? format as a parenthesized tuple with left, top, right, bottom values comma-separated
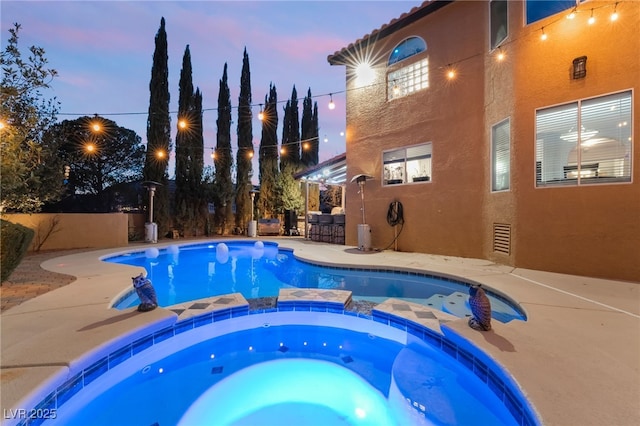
(1, 237, 638, 425)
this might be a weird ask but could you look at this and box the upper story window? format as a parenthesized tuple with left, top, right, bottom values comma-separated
(388, 37, 426, 66)
(387, 37, 428, 101)
(535, 90, 632, 187)
(387, 59, 429, 101)
(526, 0, 580, 24)
(490, 0, 508, 50)
(383, 143, 432, 186)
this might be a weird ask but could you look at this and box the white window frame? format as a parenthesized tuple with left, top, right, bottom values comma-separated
(491, 118, 511, 192)
(383, 143, 432, 186)
(535, 90, 633, 187)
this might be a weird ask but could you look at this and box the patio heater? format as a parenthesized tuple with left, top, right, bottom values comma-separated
(350, 174, 373, 251)
(248, 189, 258, 237)
(142, 181, 161, 243)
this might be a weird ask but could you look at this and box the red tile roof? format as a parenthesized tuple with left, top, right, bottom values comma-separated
(327, 0, 453, 65)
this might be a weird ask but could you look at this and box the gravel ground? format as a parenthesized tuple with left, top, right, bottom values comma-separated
(1, 250, 83, 312)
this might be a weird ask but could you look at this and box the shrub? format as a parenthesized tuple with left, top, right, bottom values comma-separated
(1, 219, 35, 283)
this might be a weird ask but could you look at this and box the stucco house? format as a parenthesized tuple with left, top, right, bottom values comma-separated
(327, 0, 638, 281)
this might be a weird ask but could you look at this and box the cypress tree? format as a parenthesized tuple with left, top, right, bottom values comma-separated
(191, 88, 205, 233)
(144, 17, 171, 237)
(280, 99, 292, 171)
(174, 44, 194, 234)
(214, 63, 233, 234)
(257, 83, 279, 218)
(235, 47, 253, 231)
(301, 88, 319, 168)
(288, 86, 301, 168)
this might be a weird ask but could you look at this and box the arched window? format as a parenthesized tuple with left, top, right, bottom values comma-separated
(387, 37, 428, 101)
(388, 37, 426, 66)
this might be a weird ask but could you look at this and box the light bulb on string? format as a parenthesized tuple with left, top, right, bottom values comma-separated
(447, 64, 456, 80)
(567, 7, 576, 19)
(540, 27, 547, 41)
(328, 94, 335, 110)
(323, 135, 328, 143)
(588, 9, 595, 25)
(258, 104, 264, 121)
(610, 3, 618, 21)
(496, 48, 506, 62)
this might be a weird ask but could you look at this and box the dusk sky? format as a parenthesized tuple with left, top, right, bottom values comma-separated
(2, 0, 421, 178)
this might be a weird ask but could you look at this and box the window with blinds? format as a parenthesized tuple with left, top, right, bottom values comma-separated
(535, 90, 632, 187)
(383, 143, 432, 185)
(492, 118, 510, 191)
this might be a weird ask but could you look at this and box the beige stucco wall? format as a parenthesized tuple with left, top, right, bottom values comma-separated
(340, 1, 639, 282)
(344, 1, 488, 258)
(3, 213, 129, 251)
(507, 1, 640, 281)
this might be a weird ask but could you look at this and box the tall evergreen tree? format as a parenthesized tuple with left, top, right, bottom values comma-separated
(235, 47, 253, 231)
(288, 86, 301, 168)
(280, 99, 292, 171)
(190, 88, 205, 232)
(301, 88, 319, 168)
(174, 45, 193, 232)
(143, 17, 171, 236)
(214, 63, 233, 234)
(257, 83, 279, 218)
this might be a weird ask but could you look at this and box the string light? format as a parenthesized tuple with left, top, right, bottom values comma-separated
(53, 1, 623, 124)
(446, 65, 456, 79)
(540, 27, 547, 41)
(610, 3, 618, 21)
(258, 104, 264, 121)
(178, 119, 187, 129)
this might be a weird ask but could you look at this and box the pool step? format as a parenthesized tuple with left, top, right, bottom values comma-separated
(440, 292, 472, 319)
(277, 288, 353, 310)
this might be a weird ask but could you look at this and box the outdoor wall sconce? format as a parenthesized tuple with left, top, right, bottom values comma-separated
(572, 56, 587, 79)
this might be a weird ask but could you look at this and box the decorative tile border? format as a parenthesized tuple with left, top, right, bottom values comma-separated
(19, 298, 539, 426)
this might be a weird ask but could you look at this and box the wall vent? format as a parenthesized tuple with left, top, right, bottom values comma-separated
(493, 223, 511, 255)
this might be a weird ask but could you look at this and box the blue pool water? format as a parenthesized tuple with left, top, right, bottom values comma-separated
(51, 313, 523, 426)
(106, 241, 525, 322)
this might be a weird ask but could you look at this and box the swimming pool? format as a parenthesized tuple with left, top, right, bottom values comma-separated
(106, 241, 525, 323)
(43, 309, 538, 426)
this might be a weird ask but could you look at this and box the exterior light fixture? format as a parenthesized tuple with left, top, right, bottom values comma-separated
(446, 66, 455, 79)
(258, 104, 264, 121)
(540, 27, 547, 41)
(328, 94, 335, 110)
(588, 9, 595, 25)
(610, 3, 618, 21)
(178, 119, 187, 129)
(496, 48, 506, 62)
(572, 56, 587, 79)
